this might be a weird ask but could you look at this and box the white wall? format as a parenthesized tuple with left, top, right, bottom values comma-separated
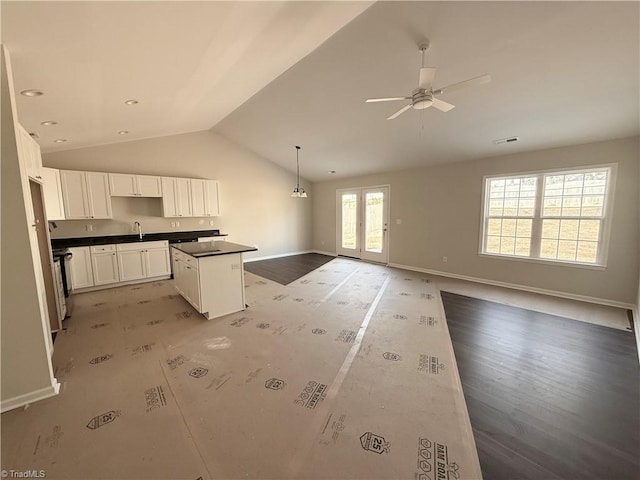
(43, 130, 313, 259)
(1, 47, 58, 411)
(313, 136, 639, 306)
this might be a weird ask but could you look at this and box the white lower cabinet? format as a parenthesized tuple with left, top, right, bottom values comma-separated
(171, 248, 201, 310)
(68, 241, 170, 291)
(146, 246, 171, 277)
(171, 247, 245, 319)
(117, 249, 147, 281)
(68, 246, 94, 290)
(117, 241, 170, 282)
(91, 245, 120, 285)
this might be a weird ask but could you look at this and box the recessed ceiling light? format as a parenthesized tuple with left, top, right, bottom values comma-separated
(29, 132, 39, 139)
(118, 130, 129, 135)
(20, 89, 43, 97)
(124, 99, 139, 105)
(53, 139, 67, 143)
(328, 170, 336, 174)
(40, 120, 57, 126)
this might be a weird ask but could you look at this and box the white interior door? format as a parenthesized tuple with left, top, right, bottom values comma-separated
(336, 186, 389, 263)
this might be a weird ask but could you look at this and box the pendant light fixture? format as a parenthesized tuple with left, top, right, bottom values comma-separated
(291, 145, 308, 198)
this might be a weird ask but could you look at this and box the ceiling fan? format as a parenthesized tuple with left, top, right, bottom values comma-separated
(366, 41, 491, 120)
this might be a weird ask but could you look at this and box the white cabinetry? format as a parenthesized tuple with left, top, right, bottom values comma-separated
(60, 170, 112, 219)
(190, 179, 219, 217)
(171, 248, 201, 309)
(171, 246, 246, 319)
(68, 241, 170, 291)
(146, 244, 171, 277)
(117, 241, 170, 282)
(117, 248, 147, 281)
(17, 124, 43, 181)
(109, 173, 162, 197)
(68, 246, 94, 290)
(41, 167, 66, 221)
(90, 245, 120, 285)
(162, 177, 192, 217)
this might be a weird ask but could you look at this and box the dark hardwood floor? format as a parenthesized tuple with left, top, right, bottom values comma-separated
(441, 291, 640, 480)
(244, 253, 335, 285)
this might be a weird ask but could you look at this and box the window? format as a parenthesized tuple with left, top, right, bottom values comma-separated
(481, 165, 615, 266)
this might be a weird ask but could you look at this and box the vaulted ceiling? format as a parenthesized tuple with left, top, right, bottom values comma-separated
(3, 1, 638, 182)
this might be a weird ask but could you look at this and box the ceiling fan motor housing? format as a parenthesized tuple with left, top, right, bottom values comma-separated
(412, 90, 433, 110)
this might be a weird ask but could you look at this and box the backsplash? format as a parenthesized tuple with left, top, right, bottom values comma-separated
(49, 197, 221, 238)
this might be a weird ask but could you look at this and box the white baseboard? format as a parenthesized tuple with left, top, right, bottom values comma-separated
(1, 381, 60, 413)
(72, 275, 172, 294)
(243, 250, 314, 263)
(388, 263, 635, 310)
(633, 306, 640, 359)
(311, 250, 338, 257)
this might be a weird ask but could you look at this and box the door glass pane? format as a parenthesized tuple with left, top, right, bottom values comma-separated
(365, 192, 384, 253)
(341, 194, 357, 250)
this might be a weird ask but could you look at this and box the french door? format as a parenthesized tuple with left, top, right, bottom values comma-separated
(336, 186, 389, 263)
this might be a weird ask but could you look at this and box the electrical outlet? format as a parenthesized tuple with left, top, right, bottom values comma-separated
(396, 219, 402, 225)
(209, 220, 214, 226)
(198, 219, 204, 225)
(86, 224, 93, 232)
(442, 256, 448, 263)
(176, 221, 180, 227)
(170, 222, 176, 228)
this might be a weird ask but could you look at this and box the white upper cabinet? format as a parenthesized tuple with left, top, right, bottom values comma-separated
(190, 179, 220, 217)
(41, 167, 66, 221)
(17, 123, 43, 181)
(204, 180, 220, 216)
(137, 175, 163, 196)
(60, 170, 112, 219)
(190, 179, 206, 217)
(162, 177, 192, 217)
(60, 170, 89, 219)
(109, 173, 162, 197)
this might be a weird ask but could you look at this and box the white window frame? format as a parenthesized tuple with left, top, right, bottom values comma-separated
(479, 163, 617, 269)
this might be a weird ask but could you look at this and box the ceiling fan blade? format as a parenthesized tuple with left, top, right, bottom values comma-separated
(366, 97, 411, 103)
(387, 104, 412, 120)
(432, 98, 455, 112)
(434, 74, 491, 96)
(418, 67, 436, 90)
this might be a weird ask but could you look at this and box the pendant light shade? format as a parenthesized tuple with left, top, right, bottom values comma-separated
(291, 145, 308, 198)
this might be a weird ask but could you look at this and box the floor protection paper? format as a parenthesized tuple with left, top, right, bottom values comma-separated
(1, 258, 481, 480)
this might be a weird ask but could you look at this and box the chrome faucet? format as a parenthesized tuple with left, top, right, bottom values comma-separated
(134, 221, 143, 240)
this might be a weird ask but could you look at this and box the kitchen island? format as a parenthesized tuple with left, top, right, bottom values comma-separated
(171, 241, 257, 320)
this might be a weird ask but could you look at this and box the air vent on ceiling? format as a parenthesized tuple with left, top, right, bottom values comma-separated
(493, 136, 519, 145)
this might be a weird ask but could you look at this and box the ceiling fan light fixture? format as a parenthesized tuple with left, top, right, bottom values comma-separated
(291, 145, 308, 199)
(413, 98, 433, 110)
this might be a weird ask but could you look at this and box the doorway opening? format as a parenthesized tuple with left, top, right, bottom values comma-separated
(336, 186, 390, 264)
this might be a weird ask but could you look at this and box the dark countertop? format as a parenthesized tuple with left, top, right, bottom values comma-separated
(51, 230, 227, 249)
(172, 241, 257, 258)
